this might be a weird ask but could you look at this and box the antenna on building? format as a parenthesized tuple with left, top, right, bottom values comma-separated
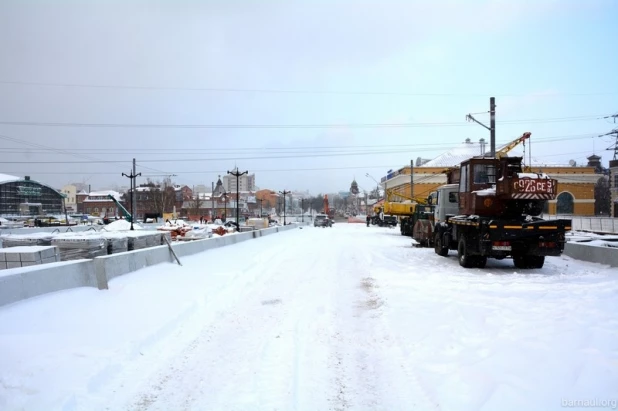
(569, 159, 577, 167)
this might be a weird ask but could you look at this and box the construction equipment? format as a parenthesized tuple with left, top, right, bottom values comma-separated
(371, 186, 434, 233)
(426, 146, 571, 269)
(107, 194, 133, 222)
(323, 195, 335, 219)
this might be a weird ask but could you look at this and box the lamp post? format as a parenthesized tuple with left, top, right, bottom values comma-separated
(223, 191, 227, 221)
(279, 190, 290, 225)
(227, 168, 248, 227)
(258, 198, 264, 218)
(301, 198, 304, 222)
(365, 173, 380, 201)
(211, 181, 215, 221)
(122, 158, 141, 231)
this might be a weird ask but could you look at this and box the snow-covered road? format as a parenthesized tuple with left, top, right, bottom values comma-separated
(1, 224, 617, 410)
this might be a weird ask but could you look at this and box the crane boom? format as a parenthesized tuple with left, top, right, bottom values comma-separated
(108, 194, 132, 222)
(496, 132, 531, 159)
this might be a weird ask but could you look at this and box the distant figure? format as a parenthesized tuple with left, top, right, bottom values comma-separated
(366, 215, 370, 227)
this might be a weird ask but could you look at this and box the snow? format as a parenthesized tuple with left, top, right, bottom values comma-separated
(517, 172, 551, 179)
(83, 190, 123, 201)
(1, 225, 617, 410)
(472, 187, 496, 196)
(567, 231, 618, 248)
(102, 219, 142, 231)
(420, 142, 483, 167)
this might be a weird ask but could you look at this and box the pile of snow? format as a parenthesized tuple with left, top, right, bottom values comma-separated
(103, 220, 142, 231)
(567, 231, 618, 248)
(517, 172, 551, 179)
(472, 187, 496, 196)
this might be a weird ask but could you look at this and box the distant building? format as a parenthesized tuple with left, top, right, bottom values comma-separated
(61, 184, 77, 213)
(80, 190, 123, 217)
(223, 168, 256, 192)
(0, 174, 65, 216)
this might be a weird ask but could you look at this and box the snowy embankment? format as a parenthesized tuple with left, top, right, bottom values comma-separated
(1, 225, 617, 410)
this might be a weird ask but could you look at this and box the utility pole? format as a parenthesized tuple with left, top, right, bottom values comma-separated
(410, 159, 414, 198)
(279, 190, 290, 225)
(211, 181, 215, 221)
(600, 127, 618, 161)
(258, 198, 263, 218)
(466, 97, 496, 157)
(301, 198, 304, 222)
(227, 168, 248, 227)
(121, 158, 141, 230)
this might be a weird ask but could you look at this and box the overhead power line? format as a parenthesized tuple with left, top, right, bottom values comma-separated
(1, 80, 616, 97)
(0, 115, 606, 130)
(0, 133, 599, 157)
(0, 164, 404, 176)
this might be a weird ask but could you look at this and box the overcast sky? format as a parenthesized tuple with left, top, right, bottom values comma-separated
(0, 0, 616, 194)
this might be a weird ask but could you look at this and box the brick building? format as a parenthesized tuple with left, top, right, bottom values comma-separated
(79, 190, 124, 217)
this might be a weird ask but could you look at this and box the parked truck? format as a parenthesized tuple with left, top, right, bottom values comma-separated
(415, 148, 571, 269)
(371, 188, 434, 233)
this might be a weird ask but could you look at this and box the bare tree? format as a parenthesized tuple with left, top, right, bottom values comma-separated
(142, 178, 176, 216)
(188, 192, 205, 218)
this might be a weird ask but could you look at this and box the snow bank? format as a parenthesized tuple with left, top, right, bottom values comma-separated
(103, 220, 142, 231)
(517, 172, 551, 179)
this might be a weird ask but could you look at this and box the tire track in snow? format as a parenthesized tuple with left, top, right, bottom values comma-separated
(127, 226, 336, 410)
(325, 227, 441, 410)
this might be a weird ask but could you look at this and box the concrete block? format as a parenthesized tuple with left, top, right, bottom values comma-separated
(564, 242, 618, 268)
(0, 253, 5, 262)
(21, 261, 39, 267)
(7, 261, 22, 269)
(19, 251, 43, 262)
(6, 253, 21, 262)
(40, 247, 58, 259)
(42, 256, 59, 265)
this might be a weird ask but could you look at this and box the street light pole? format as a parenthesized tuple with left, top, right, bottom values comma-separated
(122, 158, 142, 230)
(279, 190, 290, 225)
(227, 168, 248, 227)
(301, 198, 304, 222)
(223, 191, 227, 221)
(258, 198, 263, 218)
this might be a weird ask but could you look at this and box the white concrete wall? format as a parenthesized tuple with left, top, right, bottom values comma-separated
(0, 260, 97, 307)
(563, 242, 618, 268)
(0, 223, 306, 307)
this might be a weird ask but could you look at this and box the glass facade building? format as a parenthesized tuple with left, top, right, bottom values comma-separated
(0, 176, 64, 216)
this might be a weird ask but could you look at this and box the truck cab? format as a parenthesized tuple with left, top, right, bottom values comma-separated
(431, 184, 459, 224)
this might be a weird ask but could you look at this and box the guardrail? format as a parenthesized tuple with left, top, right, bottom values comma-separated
(0, 223, 307, 307)
(544, 215, 618, 234)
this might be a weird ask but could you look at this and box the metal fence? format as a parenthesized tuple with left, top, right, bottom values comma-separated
(544, 215, 618, 234)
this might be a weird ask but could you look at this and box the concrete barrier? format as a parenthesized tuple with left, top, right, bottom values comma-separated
(0, 260, 97, 306)
(0, 223, 307, 307)
(564, 242, 618, 268)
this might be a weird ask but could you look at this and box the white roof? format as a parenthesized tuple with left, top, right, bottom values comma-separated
(420, 141, 558, 168)
(85, 190, 122, 201)
(0, 173, 21, 184)
(421, 142, 485, 168)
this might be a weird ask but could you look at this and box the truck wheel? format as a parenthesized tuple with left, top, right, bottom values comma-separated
(457, 236, 475, 268)
(513, 255, 529, 269)
(434, 232, 449, 257)
(528, 255, 545, 268)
